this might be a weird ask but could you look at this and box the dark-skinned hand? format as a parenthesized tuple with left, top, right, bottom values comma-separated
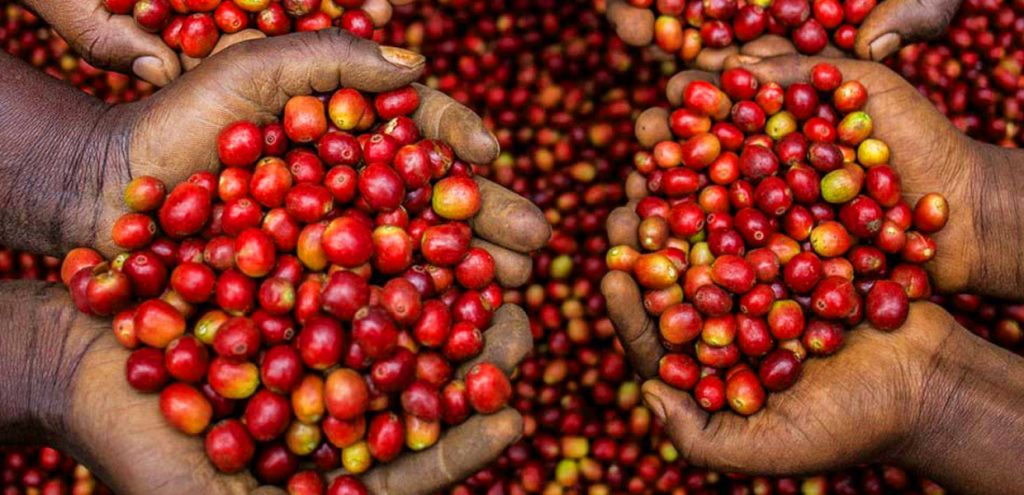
(20, 0, 416, 86)
(0, 28, 551, 495)
(602, 0, 962, 70)
(600, 49, 1024, 495)
(0, 280, 536, 495)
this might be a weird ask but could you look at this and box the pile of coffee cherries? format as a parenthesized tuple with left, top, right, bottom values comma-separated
(609, 63, 948, 415)
(105, 0, 398, 59)
(626, 0, 881, 61)
(890, 0, 1024, 147)
(61, 85, 513, 491)
(0, 4, 154, 104)
(1, 447, 110, 495)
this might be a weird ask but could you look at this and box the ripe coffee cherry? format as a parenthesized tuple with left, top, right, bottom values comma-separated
(134, 298, 186, 348)
(866, 280, 909, 331)
(218, 121, 263, 167)
(205, 419, 256, 474)
(465, 363, 512, 414)
(159, 183, 212, 238)
(160, 383, 213, 435)
(325, 368, 369, 421)
(758, 349, 802, 391)
(284, 96, 327, 143)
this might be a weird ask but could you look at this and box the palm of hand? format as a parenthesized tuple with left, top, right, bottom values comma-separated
(727, 54, 979, 292)
(643, 303, 954, 476)
(63, 318, 267, 495)
(61, 305, 532, 495)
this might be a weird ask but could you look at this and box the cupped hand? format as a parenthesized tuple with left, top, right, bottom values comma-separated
(603, 0, 962, 69)
(600, 204, 963, 474)
(603, 262, 960, 475)
(19, 0, 411, 86)
(51, 290, 533, 495)
(87, 28, 549, 275)
(853, 0, 962, 61)
(634, 50, 981, 293)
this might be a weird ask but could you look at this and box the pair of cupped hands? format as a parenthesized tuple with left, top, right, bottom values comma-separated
(9, 3, 550, 494)
(601, 3, 1024, 493)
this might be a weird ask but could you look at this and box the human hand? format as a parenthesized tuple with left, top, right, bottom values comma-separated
(633, 51, 982, 294)
(603, 0, 963, 69)
(852, 0, 962, 61)
(66, 305, 531, 495)
(603, 257, 1024, 493)
(3, 278, 532, 495)
(19, 0, 414, 86)
(81, 29, 549, 271)
(599, 268, 957, 475)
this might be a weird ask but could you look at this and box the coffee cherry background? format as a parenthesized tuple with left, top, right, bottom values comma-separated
(0, 4, 155, 103)
(609, 0, 883, 63)
(2, 0, 1023, 494)
(62, 79, 522, 490)
(612, 66, 939, 416)
(106, 0, 405, 60)
(890, 0, 1024, 147)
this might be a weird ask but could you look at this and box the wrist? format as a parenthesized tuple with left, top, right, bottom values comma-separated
(82, 104, 136, 255)
(0, 282, 90, 444)
(899, 317, 1024, 493)
(0, 53, 131, 255)
(958, 142, 1024, 298)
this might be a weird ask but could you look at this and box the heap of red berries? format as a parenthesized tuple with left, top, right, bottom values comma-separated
(609, 63, 949, 415)
(105, 0, 398, 60)
(890, 0, 1024, 147)
(619, 0, 881, 61)
(1, 447, 111, 495)
(60, 84, 513, 491)
(0, 4, 154, 104)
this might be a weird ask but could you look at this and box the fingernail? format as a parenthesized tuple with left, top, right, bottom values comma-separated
(869, 33, 901, 61)
(643, 391, 666, 422)
(380, 46, 425, 69)
(735, 54, 762, 65)
(132, 56, 171, 87)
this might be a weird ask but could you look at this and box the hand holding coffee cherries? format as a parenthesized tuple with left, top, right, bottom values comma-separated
(0, 282, 532, 495)
(17, 0, 414, 86)
(603, 0, 962, 70)
(602, 55, 1024, 494)
(635, 52, 1024, 297)
(0, 29, 550, 495)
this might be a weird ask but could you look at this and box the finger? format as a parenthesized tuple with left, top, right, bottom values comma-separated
(458, 304, 532, 378)
(635, 107, 672, 149)
(739, 35, 798, 58)
(607, 205, 640, 248)
(66, 319, 263, 495)
(727, 54, 892, 94)
(471, 238, 533, 288)
(470, 177, 551, 253)
(196, 28, 425, 99)
(600, 271, 663, 378)
(181, 29, 267, 72)
(252, 487, 288, 495)
(364, 0, 394, 27)
(626, 172, 649, 201)
(359, 409, 523, 495)
(412, 84, 499, 165)
(641, 380, 763, 471)
(693, 45, 740, 72)
(854, 0, 960, 61)
(607, 0, 655, 46)
(22, 1, 180, 86)
(666, 70, 719, 106)
(724, 53, 821, 87)
(738, 35, 846, 60)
